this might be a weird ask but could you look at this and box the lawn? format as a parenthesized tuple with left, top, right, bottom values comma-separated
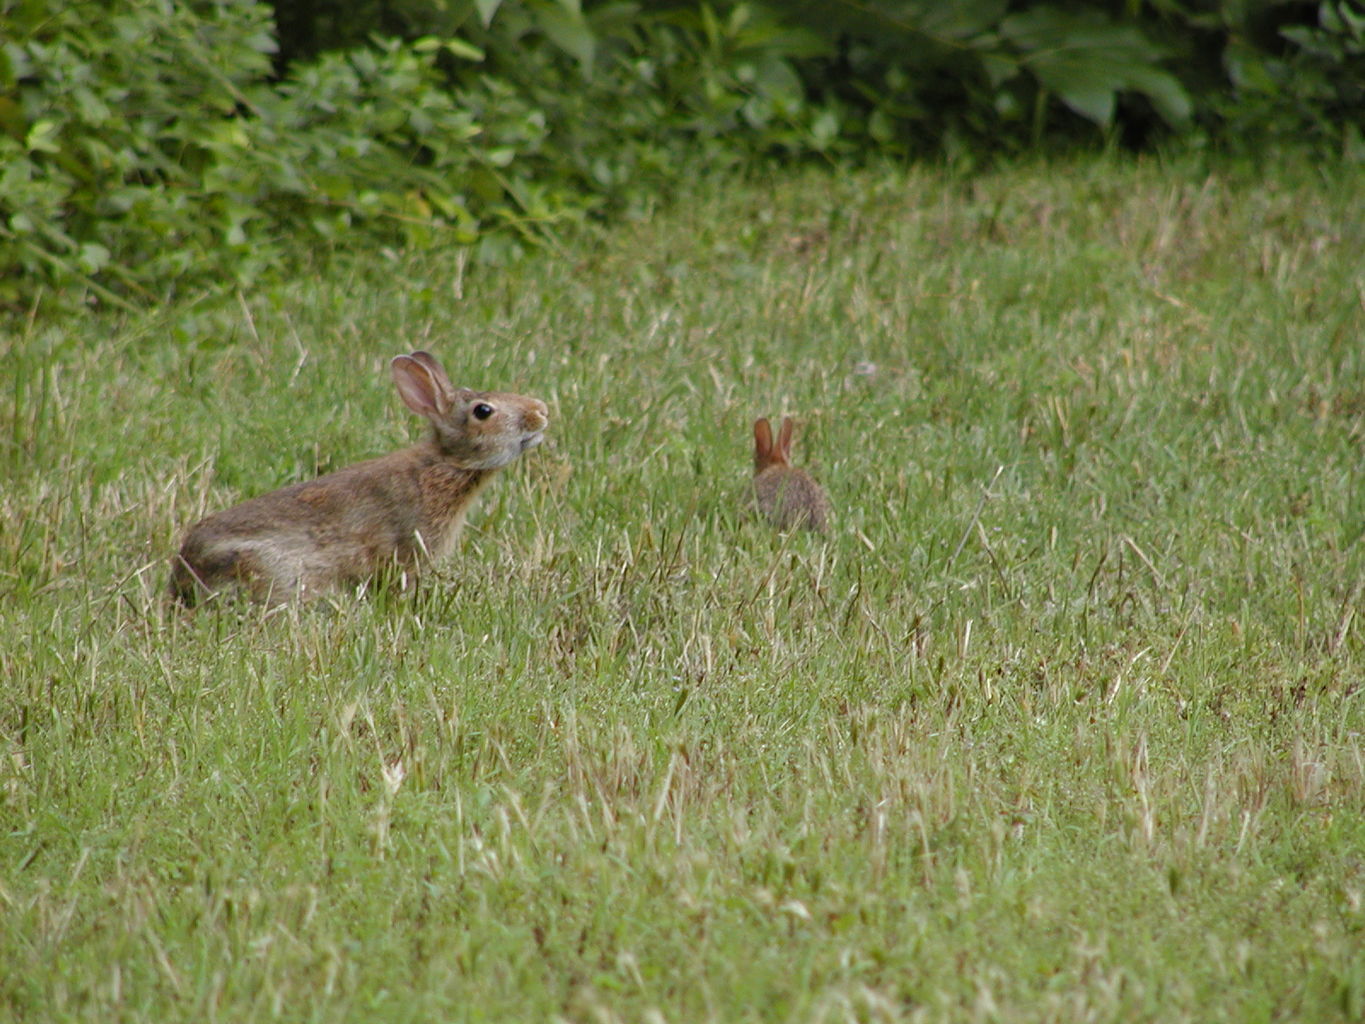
(2, 154, 1363, 1022)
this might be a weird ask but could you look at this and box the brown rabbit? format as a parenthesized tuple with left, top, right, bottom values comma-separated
(169, 351, 548, 606)
(752, 415, 831, 533)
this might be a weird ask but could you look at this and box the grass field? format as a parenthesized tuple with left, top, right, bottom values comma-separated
(3, 154, 1364, 1022)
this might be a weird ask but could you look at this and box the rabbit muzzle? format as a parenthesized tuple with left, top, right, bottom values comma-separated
(524, 401, 549, 431)
(521, 401, 549, 450)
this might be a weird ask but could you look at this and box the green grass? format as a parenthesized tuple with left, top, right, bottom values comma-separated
(3, 153, 1364, 1022)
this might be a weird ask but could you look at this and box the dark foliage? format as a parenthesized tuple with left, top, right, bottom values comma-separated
(2, 0, 1360, 308)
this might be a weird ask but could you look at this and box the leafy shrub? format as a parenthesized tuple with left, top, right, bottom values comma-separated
(1217, 0, 1365, 152)
(477, 3, 840, 187)
(0, 0, 281, 307)
(3, 0, 1361, 310)
(0, 0, 585, 309)
(767, 1, 1193, 157)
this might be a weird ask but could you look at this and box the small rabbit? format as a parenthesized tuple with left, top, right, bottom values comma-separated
(169, 350, 548, 606)
(752, 415, 831, 533)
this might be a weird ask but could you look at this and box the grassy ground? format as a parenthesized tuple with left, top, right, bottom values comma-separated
(3, 154, 1364, 1022)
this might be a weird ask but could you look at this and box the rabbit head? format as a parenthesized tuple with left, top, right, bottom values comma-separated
(392, 351, 548, 470)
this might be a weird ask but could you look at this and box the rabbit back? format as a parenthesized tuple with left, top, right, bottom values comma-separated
(753, 465, 831, 533)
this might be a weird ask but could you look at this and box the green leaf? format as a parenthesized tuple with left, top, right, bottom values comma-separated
(1052, 82, 1115, 126)
(867, 107, 896, 143)
(444, 38, 486, 62)
(918, 0, 1009, 41)
(1124, 66, 1193, 125)
(1223, 39, 1278, 93)
(1002, 7, 1160, 60)
(76, 242, 110, 274)
(534, 3, 596, 71)
(412, 35, 484, 61)
(26, 119, 60, 154)
(980, 53, 1018, 90)
(810, 108, 840, 149)
(1002, 7, 1186, 127)
(475, 0, 504, 27)
(1339, 2, 1365, 39)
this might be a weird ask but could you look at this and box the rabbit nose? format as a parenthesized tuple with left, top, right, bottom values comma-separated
(525, 403, 548, 432)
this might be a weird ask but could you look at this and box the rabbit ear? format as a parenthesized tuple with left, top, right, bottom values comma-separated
(778, 417, 795, 459)
(407, 350, 458, 406)
(391, 355, 451, 418)
(408, 350, 446, 381)
(753, 417, 773, 458)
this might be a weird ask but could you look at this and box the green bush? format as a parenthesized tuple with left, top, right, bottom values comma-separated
(2, 0, 1361, 311)
(0, 0, 587, 309)
(0, 0, 282, 307)
(1217, 0, 1365, 152)
(764, 1, 1193, 155)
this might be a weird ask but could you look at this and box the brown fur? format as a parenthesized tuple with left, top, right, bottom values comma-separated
(169, 351, 547, 606)
(752, 416, 831, 533)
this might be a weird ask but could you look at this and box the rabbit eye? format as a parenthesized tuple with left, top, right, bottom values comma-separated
(472, 403, 494, 421)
